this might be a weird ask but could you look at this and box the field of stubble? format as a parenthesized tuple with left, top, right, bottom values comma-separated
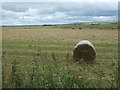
(2, 24, 118, 88)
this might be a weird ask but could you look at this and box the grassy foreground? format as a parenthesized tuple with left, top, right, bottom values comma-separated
(2, 23, 118, 88)
(2, 41, 118, 88)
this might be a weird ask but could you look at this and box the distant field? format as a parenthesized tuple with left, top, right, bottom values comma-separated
(2, 23, 118, 88)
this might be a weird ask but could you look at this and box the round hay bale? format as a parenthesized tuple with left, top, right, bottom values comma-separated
(73, 40, 96, 62)
(112, 27, 116, 29)
(72, 27, 75, 29)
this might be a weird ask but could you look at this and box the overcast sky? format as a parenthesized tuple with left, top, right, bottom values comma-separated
(1, 1, 118, 25)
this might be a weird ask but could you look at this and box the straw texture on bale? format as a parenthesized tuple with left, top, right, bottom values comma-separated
(73, 40, 96, 61)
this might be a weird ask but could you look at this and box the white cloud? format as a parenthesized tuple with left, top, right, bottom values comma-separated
(1, 2, 118, 25)
(92, 16, 117, 21)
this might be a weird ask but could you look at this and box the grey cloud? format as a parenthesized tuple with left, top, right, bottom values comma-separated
(2, 2, 29, 12)
(1, 2, 118, 25)
(2, 10, 18, 20)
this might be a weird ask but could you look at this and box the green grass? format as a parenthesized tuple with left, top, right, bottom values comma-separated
(2, 41, 118, 47)
(3, 44, 118, 53)
(2, 51, 118, 60)
(2, 40, 118, 88)
(2, 22, 118, 88)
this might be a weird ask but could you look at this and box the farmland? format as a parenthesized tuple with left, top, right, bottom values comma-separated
(2, 22, 118, 88)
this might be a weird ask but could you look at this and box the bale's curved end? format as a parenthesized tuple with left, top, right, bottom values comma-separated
(73, 40, 96, 62)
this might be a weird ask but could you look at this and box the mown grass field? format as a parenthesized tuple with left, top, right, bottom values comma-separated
(2, 23, 118, 88)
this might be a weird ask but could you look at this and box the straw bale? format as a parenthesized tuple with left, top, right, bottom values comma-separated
(73, 40, 96, 62)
